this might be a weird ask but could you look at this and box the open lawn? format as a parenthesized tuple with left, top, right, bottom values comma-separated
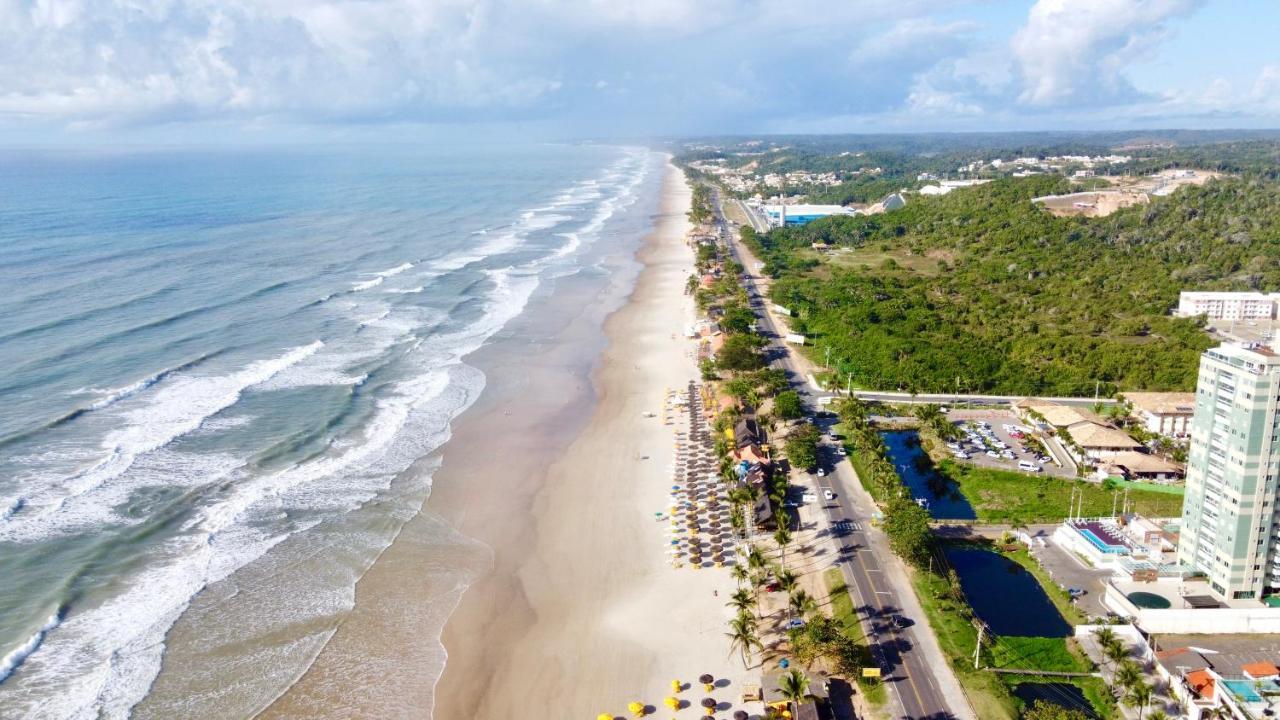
(799, 247, 949, 276)
(824, 569, 888, 708)
(939, 461, 1184, 523)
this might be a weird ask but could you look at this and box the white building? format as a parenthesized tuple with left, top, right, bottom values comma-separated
(1178, 340, 1280, 600)
(1176, 291, 1280, 321)
(1123, 391, 1197, 438)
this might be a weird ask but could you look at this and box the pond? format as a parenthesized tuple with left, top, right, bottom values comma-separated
(1012, 682, 1099, 719)
(943, 547, 1072, 637)
(881, 430, 976, 520)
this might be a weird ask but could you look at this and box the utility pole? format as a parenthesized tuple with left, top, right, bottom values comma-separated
(825, 346, 832, 370)
(1112, 488, 1119, 518)
(973, 623, 986, 669)
(1094, 379, 1100, 401)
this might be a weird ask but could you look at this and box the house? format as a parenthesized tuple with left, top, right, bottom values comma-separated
(1101, 451, 1184, 483)
(1123, 391, 1195, 438)
(1063, 421, 1143, 460)
(1013, 400, 1101, 429)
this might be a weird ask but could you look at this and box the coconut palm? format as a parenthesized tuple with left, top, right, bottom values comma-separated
(731, 563, 750, 587)
(1114, 660, 1143, 690)
(1103, 639, 1131, 667)
(726, 615, 761, 667)
(774, 524, 793, 570)
(777, 569, 798, 597)
(1146, 710, 1169, 720)
(1092, 626, 1117, 652)
(789, 589, 818, 620)
(726, 588, 755, 615)
(778, 668, 810, 712)
(1124, 680, 1153, 720)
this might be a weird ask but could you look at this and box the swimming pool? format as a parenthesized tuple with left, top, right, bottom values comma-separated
(1078, 527, 1129, 554)
(1223, 679, 1264, 703)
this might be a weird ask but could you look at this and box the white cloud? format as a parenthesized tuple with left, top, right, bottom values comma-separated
(851, 18, 978, 67)
(1011, 0, 1203, 107)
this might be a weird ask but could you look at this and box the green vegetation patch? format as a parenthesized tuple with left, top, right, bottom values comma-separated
(940, 461, 1183, 523)
(748, 175, 1280, 396)
(823, 569, 887, 707)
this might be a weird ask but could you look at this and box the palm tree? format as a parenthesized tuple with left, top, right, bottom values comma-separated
(1124, 680, 1153, 720)
(1092, 626, 1117, 652)
(731, 563, 749, 587)
(774, 524, 793, 570)
(726, 588, 755, 615)
(1103, 640, 1131, 668)
(726, 615, 761, 668)
(1146, 710, 1169, 720)
(789, 589, 818, 620)
(778, 668, 810, 712)
(777, 569, 798, 597)
(747, 545, 768, 578)
(1114, 660, 1143, 691)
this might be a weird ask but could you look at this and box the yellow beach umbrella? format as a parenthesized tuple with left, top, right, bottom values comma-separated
(671, 679, 682, 693)
(664, 696, 680, 710)
(597, 714, 613, 720)
(628, 701, 646, 717)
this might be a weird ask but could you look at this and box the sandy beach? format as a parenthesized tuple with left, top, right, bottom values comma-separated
(261, 161, 749, 719)
(431, 163, 748, 719)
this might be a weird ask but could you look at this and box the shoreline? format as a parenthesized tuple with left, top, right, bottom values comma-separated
(432, 161, 748, 718)
(260, 159, 747, 719)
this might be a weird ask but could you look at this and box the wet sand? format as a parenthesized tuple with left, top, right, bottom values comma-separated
(262, 162, 746, 719)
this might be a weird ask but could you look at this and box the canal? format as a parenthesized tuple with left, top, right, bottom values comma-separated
(881, 430, 976, 520)
(943, 546, 1072, 637)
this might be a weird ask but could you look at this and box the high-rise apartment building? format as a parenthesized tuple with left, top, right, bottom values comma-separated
(1178, 341, 1280, 600)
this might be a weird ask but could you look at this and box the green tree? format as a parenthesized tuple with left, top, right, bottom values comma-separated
(1123, 680, 1153, 720)
(717, 333, 767, 372)
(774, 390, 804, 419)
(883, 494, 934, 567)
(784, 423, 821, 470)
(726, 614, 761, 668)
(789, 588, 819, 620)
(778, 669, 811, 709)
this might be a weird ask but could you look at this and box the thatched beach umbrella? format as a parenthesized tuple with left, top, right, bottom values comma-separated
(701, 697, 716, 710)
(699, 674, 715, 689)
(734, 711, 749, 720)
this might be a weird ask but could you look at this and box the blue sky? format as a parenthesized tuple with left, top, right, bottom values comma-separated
(0, 0, 1277, 142)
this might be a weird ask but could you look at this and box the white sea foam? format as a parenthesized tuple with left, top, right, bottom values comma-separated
(350, 277, 383, 292)
(0, 146, 657, 720)
(0, 612, 60, 684)
(0, 342, 323, 543)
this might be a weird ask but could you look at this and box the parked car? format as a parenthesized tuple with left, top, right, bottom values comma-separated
(816, 468, 826, 477)
(823, 489, 835, 501)
(986, 450, 1000, 458)
(836, 446, 847, 456)
(785, 618, 806, 630)
(1018, 460, 1042, 472)
(1039, 455, 1053, 464)
(802, 492, 817, 502)
(952, 451, 970, 460)
(946, 442, 962, 451)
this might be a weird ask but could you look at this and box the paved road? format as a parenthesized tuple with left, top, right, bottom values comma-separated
(854, 390, 1117, 408)
(710, 188, 969, 720)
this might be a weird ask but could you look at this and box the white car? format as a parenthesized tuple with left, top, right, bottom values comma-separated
(986, 450, 1000, 458)
(817, 468, 826, 477)
(823, 489, 835, 501)
(952, 451, 970, 460)
(946, 442, 962, 451)
(802, 492, 817, 503)
(836, 447, 847, 456)
(1018, 461, 1042, 472)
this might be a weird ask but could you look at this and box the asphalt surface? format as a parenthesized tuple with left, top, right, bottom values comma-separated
(713, 190, 961, 720)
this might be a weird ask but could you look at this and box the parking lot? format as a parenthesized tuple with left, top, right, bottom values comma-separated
(942, 410, 1075, 478)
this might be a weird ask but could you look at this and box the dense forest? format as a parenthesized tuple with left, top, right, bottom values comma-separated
(742, 173, 1280, 396)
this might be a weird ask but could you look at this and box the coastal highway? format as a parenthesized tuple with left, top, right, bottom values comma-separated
(710, 188, 969, 720)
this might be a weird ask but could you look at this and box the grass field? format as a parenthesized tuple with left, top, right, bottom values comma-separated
(824, 568, 888, 708)
(939, 461, 1184, 523)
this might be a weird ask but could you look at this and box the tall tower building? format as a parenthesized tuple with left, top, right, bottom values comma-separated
(1178, 341, 1280, 600)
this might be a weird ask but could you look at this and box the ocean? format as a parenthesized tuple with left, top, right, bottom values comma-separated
(0, 143, 665, 718)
